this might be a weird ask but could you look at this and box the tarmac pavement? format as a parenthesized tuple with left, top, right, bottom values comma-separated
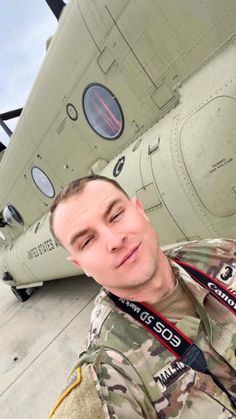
(0, 275, 100, 419)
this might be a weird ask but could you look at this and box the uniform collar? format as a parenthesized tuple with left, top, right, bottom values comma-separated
(169, 259, 213, 338)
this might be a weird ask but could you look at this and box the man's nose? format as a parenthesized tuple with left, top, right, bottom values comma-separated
(104, 228, 126, 253)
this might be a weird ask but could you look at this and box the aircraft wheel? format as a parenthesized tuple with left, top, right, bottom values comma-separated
(11, 286, 31, 302)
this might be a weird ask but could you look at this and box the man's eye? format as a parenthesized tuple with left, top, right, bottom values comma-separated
(110, 210, 123, 222)
(81, 237, 93, 249)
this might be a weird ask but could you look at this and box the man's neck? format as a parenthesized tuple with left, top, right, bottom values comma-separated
(142, 252, 176, 305)
(109, 252, 176, 306)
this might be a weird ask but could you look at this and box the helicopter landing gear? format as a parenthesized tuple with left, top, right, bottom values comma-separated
(11, 286, 31, 302)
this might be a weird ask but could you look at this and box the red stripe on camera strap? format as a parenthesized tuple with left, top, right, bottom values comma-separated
(109, 292, 192, 358)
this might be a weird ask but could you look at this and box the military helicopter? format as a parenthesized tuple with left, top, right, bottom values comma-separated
(1, 0, 236, 302)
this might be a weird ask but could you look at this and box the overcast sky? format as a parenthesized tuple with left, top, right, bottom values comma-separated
(0, 1, 59, 145)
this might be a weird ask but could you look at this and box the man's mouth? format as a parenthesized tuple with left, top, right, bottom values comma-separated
(117, 244, 140, 268)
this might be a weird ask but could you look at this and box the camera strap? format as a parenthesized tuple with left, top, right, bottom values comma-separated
(173, 259, 236, 315)
(108, 261, 236, 408)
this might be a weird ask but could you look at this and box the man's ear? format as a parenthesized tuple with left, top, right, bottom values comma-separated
(67, 255, 80, 268)
(67, 256, 91, 277)
(131, 197, 149, 221)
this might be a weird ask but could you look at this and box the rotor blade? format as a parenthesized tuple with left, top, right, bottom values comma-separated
(0, 118, 12, 137)
(0, 142, 6, 152)
(45, 0, 66, 20)
(0, 108, 22, 121)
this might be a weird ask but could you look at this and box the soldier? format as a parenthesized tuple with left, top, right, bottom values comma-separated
(48, 174, 236, 418)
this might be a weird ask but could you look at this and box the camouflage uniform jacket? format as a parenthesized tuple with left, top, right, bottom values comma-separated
(50, 239, 236, 418)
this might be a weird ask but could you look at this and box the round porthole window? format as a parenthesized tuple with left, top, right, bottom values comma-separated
(66, 103, 78, 121)
(83, 84, 124, 140)
(3, 204, 24, 226)
(31, 167, 55, 198)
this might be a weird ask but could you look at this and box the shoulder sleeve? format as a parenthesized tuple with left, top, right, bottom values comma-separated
(48, 357, 156, 419)
(166, 238, 236, 290)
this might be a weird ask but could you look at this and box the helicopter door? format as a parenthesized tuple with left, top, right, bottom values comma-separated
(139, 142, 188, 245)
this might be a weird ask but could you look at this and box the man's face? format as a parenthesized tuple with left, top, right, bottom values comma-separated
(53, 180, 160, 297)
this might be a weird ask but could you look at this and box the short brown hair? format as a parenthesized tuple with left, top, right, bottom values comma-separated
(49, 174, 129, 242)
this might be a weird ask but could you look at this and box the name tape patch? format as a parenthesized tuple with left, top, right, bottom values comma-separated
(154, 360, 188, 392)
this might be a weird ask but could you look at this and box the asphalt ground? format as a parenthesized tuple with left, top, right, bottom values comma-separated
(0, 275, 100, 419)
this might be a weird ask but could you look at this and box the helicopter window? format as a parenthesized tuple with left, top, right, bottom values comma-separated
(31, 167, 55, 198)
(0, 231, 6, 241)
(83, 84, 124, 140)
(3, 204, 24, 226)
